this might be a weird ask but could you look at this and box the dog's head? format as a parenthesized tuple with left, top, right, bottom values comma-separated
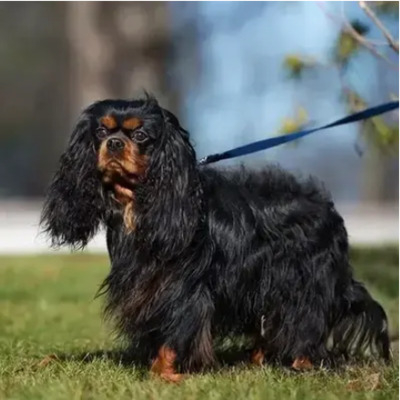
(41, 95, 202, 255)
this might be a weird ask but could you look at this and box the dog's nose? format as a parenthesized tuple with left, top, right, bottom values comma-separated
(107, 138, 124, 152)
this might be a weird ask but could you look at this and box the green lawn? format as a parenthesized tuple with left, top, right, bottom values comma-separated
(0, 247, 398, 400)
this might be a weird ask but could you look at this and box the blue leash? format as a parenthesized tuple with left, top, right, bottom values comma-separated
(198, 101, 399, 165)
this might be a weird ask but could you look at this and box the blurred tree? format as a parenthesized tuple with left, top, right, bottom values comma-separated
(67, 2, 177, 116)
(0, 2, 176, 197)
(0, 2, 70, 197)
(282, 1, 399, 202)
(279, 107, 309, 137)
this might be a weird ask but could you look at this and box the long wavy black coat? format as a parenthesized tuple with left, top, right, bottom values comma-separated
(41, 96, 390, 373)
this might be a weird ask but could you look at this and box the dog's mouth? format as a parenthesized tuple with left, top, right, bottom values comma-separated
(100, 161, 139, 203)
(97, 137, 148, 206)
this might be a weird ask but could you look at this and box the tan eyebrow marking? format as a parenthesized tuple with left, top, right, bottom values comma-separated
(100, 115, 118, 130)
(122, 117, 142, 130)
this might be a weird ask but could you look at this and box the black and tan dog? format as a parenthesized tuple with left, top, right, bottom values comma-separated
(41, 95, 390, 382)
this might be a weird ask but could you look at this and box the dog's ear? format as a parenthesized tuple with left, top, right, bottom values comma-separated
(40, 109, 104, 248)
(136, 108, 203, 259)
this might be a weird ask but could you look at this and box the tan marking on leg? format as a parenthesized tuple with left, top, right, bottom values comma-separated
(251, 348, 265, 366)
(292, 356, 313, 370)
(150, 346, 184, 383)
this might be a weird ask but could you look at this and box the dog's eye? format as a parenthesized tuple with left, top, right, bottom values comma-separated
(96, 127, 108, 139)
(132, 131, 147, 143)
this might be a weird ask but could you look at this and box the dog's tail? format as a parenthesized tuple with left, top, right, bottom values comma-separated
(331, 280, 390, 361)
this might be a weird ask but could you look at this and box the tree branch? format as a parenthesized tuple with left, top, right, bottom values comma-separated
(359, 1, 399, 54)
(344, 19, 396, 68)
(316, 2, 398, 70)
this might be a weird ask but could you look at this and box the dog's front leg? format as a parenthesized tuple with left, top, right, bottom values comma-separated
(150, 345, 183, 383)
(149, 289, 214, 382)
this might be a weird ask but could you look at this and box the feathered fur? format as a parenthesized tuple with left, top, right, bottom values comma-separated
(41, 95, 390, 372)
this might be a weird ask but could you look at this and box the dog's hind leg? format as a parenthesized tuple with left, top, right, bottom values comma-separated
(251, 347, 265, 366)
(286, 311, 331, 369)
(250, 316, 270, 366)
(291, 356, 313, 370)
(261, 300, 331, 369)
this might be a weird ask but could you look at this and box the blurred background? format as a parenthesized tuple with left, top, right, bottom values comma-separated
(0, 1, 398, 253)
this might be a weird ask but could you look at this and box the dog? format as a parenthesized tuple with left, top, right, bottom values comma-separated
(41, 95, 390, 382)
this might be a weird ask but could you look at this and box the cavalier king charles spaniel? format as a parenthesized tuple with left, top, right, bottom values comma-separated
(41, 95, 390, 382)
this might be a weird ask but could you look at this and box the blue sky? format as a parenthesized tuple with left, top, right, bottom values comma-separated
(171, 2, 399, 202)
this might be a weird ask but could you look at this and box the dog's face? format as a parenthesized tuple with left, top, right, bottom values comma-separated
(41, 95, 202, 255)
(93, 101, 162, 205)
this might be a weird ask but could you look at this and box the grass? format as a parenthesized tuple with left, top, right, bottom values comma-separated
(0, 247, 398, 399)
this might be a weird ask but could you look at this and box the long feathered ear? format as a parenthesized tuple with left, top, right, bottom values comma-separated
(40, 110, 104, 248)
(136, 108, 203, 259)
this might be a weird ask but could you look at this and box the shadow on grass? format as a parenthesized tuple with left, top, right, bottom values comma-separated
(53, 341, 396, 377)
(55, 341, 255, 373)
